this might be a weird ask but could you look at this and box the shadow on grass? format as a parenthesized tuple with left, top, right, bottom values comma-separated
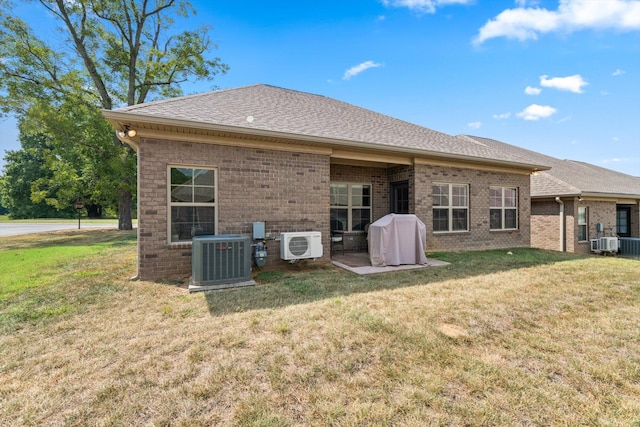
(203, 248, 589, 317)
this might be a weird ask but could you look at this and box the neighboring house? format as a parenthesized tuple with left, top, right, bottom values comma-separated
(103, 84, 548, 280)
(461, 136, 640, 254)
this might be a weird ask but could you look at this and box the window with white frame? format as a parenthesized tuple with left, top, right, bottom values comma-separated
(330, 183, 371, 231)
(169, 166, 216, 242)
(490, 187, 518, 230)
(432, 183, 469, 232)
(578, 207, 588, 241)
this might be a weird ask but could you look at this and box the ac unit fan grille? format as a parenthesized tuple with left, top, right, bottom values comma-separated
(288, 236, 309, 256)
(200, 241, 248, 282)
(192, 235, 251, 286)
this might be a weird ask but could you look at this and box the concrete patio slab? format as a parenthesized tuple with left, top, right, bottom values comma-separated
(331, 252, 449, 275)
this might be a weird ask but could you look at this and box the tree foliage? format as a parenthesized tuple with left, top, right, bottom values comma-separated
(0, 0, 228, 226)
(0, 131, 76, 218)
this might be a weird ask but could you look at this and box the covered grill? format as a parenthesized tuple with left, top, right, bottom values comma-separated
(368, 214, 428, 267)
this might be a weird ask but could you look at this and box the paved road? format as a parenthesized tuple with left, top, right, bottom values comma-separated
(0, 223, 122, 237)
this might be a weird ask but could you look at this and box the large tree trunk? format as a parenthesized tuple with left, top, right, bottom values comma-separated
(118, 189, 133, 230)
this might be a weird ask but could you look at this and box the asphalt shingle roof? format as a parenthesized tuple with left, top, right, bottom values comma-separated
(113, 84, 546, 169)
(461, 135, 640, 198)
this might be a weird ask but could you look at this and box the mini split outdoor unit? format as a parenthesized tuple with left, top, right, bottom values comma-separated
(590, 237, 619, 254)
(280, 231, 323, 261)
(191, 235, 252, 289)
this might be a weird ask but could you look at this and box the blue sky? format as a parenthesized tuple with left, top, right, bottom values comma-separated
(1, 0, 639, 175)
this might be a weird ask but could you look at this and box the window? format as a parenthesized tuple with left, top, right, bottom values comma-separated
(578, 207, 588, 241)
(330, 183, 371, 231)
(617, 207, 631, 237)
(490, 187, 518, 230)
(432, 183, 468, 232)
(169, 167, 216, 243)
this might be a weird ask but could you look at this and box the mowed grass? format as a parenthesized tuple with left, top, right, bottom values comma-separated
(1, 231, 639, 426)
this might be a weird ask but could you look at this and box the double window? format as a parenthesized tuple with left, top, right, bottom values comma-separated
(490, 187, 518, 230)
(169, 166, 217, 243)
(578, 207, 588, 241)
(330, 183, 371, 231)
(432, 183, 469, 232)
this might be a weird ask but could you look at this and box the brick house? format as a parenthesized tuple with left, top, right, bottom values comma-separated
(462, 136, 640, 254)
(103, 85, 549, 280)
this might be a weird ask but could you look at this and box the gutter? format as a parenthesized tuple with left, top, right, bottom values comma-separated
(555, 197, 565, 252)
(102, 110, 550, 173)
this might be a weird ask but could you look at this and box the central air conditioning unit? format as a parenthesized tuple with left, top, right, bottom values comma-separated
(280, 231, 323, 261)
(191, 235, 253, 290)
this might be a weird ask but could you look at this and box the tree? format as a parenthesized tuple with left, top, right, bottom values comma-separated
(0, 131, 76, 219)
(0, 0, 228, 229)
(23, 100, 128, 216)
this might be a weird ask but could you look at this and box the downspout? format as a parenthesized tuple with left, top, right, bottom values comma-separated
(555, 197, 565, 252)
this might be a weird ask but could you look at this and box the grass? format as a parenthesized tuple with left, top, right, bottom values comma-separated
(1, 231, 639, 426)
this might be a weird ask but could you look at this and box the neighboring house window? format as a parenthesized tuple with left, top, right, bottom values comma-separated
(330, 183, 371, 231)
(432, 183, 469, 232)
(169, 166, 216, 243)
(578, 207, 588, 241)
(490, 187, 518, 230)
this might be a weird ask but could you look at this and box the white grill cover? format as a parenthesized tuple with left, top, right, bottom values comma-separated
(368, 214, 428, 267)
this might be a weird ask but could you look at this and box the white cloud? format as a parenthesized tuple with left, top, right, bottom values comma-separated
(516, 104, 557, 120)
(493, 112, 511, 119)
(382, 0, 473, 14)
(524, 86, 541, 95)
(540, 74, 587, 93)
(343, 61, 383, 80)
(468, 121, 482, 129)
(474, 0, 640, 45)
(612, 69, 626, 76)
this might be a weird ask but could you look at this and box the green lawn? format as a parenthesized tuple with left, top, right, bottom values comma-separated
(1, 230, 639, 426)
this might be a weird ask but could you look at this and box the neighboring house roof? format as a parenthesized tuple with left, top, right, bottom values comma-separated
(461, 135, 640, 199)
(103, 84, 548, 171)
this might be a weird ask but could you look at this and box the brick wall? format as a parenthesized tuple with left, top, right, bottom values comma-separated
(577, 200, 616, 255)
(531, 200, 560, 251)
(135, 137, 538, 279)
(136, 138, 330, 280)
(531, 199, 561, 251)
(531, 198, 620, 254)
(413, 164, 531, 251)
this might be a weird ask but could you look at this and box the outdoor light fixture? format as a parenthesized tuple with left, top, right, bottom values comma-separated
(118, 126, 137, 138)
